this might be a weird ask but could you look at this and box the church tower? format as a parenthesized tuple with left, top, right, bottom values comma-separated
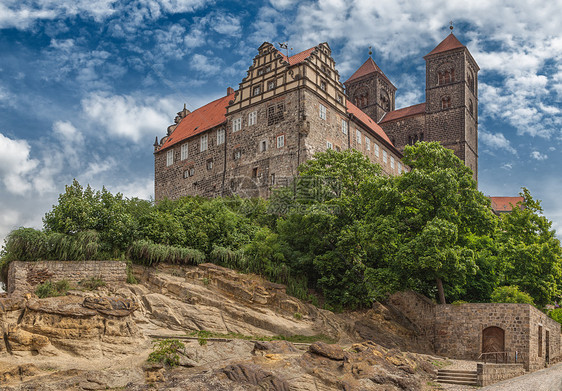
(344, 57, 396, 123)
(424, 33, 479, 180)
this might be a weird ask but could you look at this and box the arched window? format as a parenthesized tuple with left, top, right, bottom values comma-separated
(467, 71, 475, 93)
(438, 63, 455, 85)
(469, 99, 474, 116)
(380, 91, 390, 111)
(441, 96, 451, 109)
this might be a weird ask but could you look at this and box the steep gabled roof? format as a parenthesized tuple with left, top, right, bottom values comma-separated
(280, 47, 316, 65)
(425, 33, 465, 57)
(159, 93, 234, 152)
(347, 100, 394, 146)
(379, 103, 426, 123)
(489, 196, 524, 213)
(344, 57, 393, 87)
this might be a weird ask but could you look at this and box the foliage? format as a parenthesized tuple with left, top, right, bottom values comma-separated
(35, 280, 70, 298)
(186, 330, 336, 344)
(78, 276, 106, 290)
(490, 286, 535, 305)
(147, 339, 185, 367)
(549, 308, 562, 324)
(128, 240, 205, 266)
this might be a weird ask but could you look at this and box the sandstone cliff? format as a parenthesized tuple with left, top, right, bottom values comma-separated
(0, 263, 443, 390)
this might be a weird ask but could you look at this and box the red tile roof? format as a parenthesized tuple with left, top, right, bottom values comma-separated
(280, 47, 316, 65)
(489, 197, 524, 212)
(379, 103, 426, 123)
(159, 93, 234, 151)
(345, 57, 393, 85)
(425, 33, 465, 57)
(347, 101, 393, 146)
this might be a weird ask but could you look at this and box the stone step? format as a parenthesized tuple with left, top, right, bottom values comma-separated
(437, 373, 477, 379)
(437, 379, 478, 386)
(437, 375, 477, 382)
(438, 369, 477, 375)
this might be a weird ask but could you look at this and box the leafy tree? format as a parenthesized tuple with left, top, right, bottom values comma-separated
(498, 188, 562, 307)
(490, 285, 534, 305)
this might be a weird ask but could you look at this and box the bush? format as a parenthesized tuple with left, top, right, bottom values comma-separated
(147, 339, 185, 367)
(78, 276, 106, 290)
(35, 280, 70, 298)
(128, 240, 205, 266)
(491, 286, 534, 305)
(549, 308, 562, 324)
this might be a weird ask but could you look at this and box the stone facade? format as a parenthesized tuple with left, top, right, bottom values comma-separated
(7, 261, 127, 295)
(154, 42, 405, 200)
(388, 291, 561, 371)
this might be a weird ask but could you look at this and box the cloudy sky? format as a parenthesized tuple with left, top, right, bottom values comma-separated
(1, 0, 561, 244)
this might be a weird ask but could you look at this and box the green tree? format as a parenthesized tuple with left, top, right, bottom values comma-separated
(490, 285, 534, 305)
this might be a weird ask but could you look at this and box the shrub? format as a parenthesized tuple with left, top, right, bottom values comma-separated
(147, 339, 185, 367)
(78, 276, 106, 290)
(35, 280, 70, 298)
(549, 308, 562, 324)
(491, 286, 534, 305)
(128, 240, 205, 266)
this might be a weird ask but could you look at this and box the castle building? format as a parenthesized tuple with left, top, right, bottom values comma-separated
(154, 33, 478, 200)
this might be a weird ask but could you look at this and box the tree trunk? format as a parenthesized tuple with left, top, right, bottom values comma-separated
(436, 277, 446, 304)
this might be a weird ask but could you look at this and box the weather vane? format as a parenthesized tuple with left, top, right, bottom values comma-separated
(278, 42, 292, 58)
(450, 21, 454, 34)
(368, 46, 372, 57)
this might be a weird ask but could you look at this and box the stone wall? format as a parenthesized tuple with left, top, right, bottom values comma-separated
(7, 261, 127, 295)
(476, 363, 525, 386)
(527, 306, 561, 371)
(387, 291, 436, 346)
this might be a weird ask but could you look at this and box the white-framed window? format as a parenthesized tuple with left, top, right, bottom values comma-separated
(320, 80, 326, 91)
(383, 150, 388, 164)
(356, 129, 361, 144)
(183, 167, 194, 178)
(232, 117, 242, 132)
(234, 149, 241, 160)
(391, 156, 395, 169)
(374, 143, 380, 157)
(217, 129, 225, 145)
(398, 162, 402, 173)
(326, 141, 333, 150)
(267, 80, 275, 90)
(277, 134, 285, 148)
(366, 137, 371, 151)
(260, 140, 267, 152)
(166, 149, 174, 167)
(248, 111, 257, 126)
(207, 159, 213, 170)
(319, 104, 326, 120)
(342, 119, 348, 135)
(253, 85, 261, 96)
(180, 143, 189, 160)
(200, 134, 208, 152)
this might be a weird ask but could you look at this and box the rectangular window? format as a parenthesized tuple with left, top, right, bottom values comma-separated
(270, 173, 275, 185)
(277, 135, 285, 148)
(391, 156, 395, 169)
(234, 149, 241, 160)
(260, 140, 267, 152)
(356, 129, 361, 144)
(206, 159, 213, 170)
(383, 150, 388, 164)
(200, 134, 208, 152)
(217, 129, 225, 145)
(267, 103, 284, 125)
(326, 141, 333, 150)
(539, 325, 543, 357)
(398, 162, 402, 173)
(341, 119, 348, 135)
(337, 94, 343, 104)
(253, 85, 261, 96)
(320, 80, 326, 91)
(366, 137, 371, 151)
(375, 143, 380, 157)
(180, 143, 188, 160)
(248, 111, 257, 126)
(232, 118, 242, 132)
(319, 104, 326, 120)
(166, 149, 174, 166)
(267, 80, 275, 90)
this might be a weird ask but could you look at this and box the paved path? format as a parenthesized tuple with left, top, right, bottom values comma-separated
(481, 363, 562, 391)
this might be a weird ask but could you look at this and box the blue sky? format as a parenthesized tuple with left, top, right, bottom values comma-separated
(0, 0, 561, 243)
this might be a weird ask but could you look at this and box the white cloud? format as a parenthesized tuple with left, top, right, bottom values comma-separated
(190, 54, 221, 75)
(480, 131, 517, 154)
(530, 151, 548, 161)
(81, 92, 171, 143)
(0, 133, 39, 195)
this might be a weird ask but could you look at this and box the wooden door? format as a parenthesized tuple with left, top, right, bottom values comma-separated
(482, 326, 505, 361)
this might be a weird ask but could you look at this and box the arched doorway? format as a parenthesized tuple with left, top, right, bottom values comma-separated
(482, 326, 505, 362)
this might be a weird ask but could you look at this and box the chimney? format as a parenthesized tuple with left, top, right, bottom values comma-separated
(227, 87, 234, 95)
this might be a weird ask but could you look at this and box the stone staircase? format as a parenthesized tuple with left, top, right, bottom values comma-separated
(437, 369, 478, 386)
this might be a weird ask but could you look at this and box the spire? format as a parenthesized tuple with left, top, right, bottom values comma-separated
(425, 33, 465, 57)
(345, 57, 393, 86)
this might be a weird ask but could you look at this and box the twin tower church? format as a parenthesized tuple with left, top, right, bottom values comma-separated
(154, 32, 478, 200)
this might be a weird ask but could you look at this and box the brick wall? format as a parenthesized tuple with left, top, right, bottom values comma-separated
(7, 261, 127, 295)
(476, 363, 525, 386)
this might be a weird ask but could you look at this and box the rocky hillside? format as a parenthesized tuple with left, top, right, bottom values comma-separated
(0, 263, 446, 390)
